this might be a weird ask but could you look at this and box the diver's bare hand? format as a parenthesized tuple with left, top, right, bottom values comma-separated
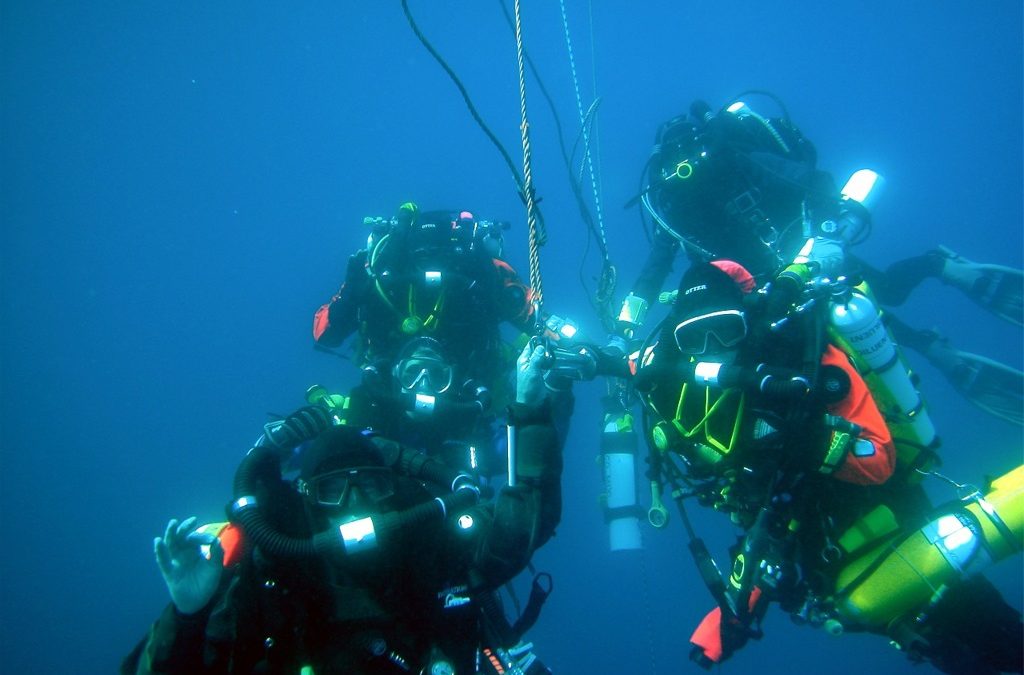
(154, 516, 224, 615)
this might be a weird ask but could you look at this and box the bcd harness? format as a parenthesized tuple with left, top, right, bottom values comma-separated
(636, 273, 884, 651)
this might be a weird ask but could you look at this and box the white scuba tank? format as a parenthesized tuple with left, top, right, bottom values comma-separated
(829, 290, 937, 446)
(603, 413, 642, 551)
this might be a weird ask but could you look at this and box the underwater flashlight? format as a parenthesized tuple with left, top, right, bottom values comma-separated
(841, 169, 885, 211)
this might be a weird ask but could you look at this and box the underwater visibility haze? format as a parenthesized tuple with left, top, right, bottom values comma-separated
(2, 2, 1022, 673)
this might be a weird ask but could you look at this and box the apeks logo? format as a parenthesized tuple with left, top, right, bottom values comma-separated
(438, 584, 471, 609)
(684, 284, 708, 295)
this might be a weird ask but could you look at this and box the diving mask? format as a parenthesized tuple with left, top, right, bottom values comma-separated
(673, 309, 747, 356)
(394, 354, 454, 394)
(392, 337, 456, 395)
(299, 466, 395, 509)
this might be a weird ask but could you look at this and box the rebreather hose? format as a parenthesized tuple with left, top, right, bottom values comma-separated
(512, 0, 545, 310)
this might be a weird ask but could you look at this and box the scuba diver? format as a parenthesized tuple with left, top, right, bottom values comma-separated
(619, 91, 1023, 426)
(311, 202, 545, 478)
(629, 260, 1023, 674)
(121, 341, 564, 675)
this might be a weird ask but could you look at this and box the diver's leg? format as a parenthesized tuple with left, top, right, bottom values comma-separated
(920, 574, 1023, 674)
(849, 252, 944, 307)
(885, 313, 1023, 426)
(851, 248, 1023, 326)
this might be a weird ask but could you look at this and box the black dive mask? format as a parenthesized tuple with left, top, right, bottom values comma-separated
(300, 466, 396, 512)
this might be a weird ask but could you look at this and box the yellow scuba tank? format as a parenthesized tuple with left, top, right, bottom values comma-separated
(827, 283, 939, 479)
(830, 464, 1024, 631)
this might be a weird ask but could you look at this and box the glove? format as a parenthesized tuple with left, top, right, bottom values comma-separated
(154, 516, 224, 615)
(346, 249, 372, 285)
(516, 339, 549, 406)
(542, 314, 584, 346)
(503, 640, 551, 674)
(817, 414, 864, 475)
(543, 339, 629, 384)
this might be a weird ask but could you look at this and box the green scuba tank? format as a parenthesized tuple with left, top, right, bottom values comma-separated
(831, 464, 1024, 631)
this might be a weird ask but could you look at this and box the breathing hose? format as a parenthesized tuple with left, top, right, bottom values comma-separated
(231, 418, 481, 561)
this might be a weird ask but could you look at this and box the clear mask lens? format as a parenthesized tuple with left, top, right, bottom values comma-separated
(395, 357, 453, 394)
(308, 467, 394, 508)
(673, 309, 747, 355)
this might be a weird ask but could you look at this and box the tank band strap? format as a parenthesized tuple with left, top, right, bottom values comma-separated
(970, 495, 1023, 553)
(603, 504, 645, 523)
(601, 430, 638, 454)
(873, 350, 902, 376)
(902, 395, 926, 417)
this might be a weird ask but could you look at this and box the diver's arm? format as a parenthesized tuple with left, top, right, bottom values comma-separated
(543, 375, 576, 450)
(848, 252, 943, 307)
(508, 397, 566, 546)
(820, 345, 896, 485)
(473, 344, 568, 586)
(492, 257, 538, 332)
(122, 519, 239, 674)
(122, 601, 216, 675)
(474, 398, 566, 588)
(312, 250, 368, 347)
(689, 587, 767, 667)
(797, 171, 851, 279)
(805, 236, 846, 279)
(631, 227, 680, 304)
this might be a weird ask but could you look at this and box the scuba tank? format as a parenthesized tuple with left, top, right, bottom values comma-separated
(828, 286, 939, 478)
(602, 405, 642, 551)
(830, 464, 1024, 631)
(547, 324, 646, 551)
(790, 166, 936, 479)
(603, 305, 650, 552)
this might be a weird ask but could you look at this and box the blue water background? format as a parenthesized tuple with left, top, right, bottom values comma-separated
(2, 2, 1021, 673)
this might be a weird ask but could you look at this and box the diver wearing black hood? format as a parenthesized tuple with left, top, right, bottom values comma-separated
(310, 202, 554, 481)
(122, 342, 565, 675)
(633, 262, 1022, 674)
(619, 93, 1023, 427)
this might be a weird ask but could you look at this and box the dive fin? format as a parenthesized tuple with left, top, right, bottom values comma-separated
(923, 337, 1024, 426)
(936, 246, 1023, 327)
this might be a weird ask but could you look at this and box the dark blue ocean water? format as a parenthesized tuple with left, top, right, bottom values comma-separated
(2, 2, 1021, 673)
